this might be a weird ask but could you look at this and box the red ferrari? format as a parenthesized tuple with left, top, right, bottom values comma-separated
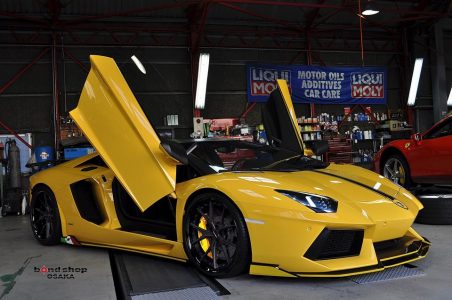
(374, 115, 452, 187)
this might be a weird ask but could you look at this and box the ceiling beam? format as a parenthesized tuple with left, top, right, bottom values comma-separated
(218, 1, 305, 33)
(62, 1, 198, 26)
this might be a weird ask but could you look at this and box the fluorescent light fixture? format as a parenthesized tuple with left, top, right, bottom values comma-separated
(131, 55, 146, 74)
(195, 53, 210, 109)
(407, 58, 423, 106)
(362, 1, 380, 16)
(362, 8, 379, 16)
(448, 87, 452, 107)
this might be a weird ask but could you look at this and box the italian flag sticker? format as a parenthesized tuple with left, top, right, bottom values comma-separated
(61, 236, 80, 245)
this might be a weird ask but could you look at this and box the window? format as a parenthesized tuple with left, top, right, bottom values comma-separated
(186, 140, 328, 173)
(424, 119, 452, 139)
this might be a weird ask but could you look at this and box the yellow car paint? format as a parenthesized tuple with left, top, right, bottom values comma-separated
(70, 55, 178, 212)
(29, 56, 429, 278)
(276, 79, 304, 151)
(275, 79, 315, 156)
(30, 151, 428, 277)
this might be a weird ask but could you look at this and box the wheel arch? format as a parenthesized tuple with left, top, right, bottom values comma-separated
(31, 182, 68, 236)
(379, 147, 410, 174)
(31, 182, 52, 194)
(183, 187, 253, 271)
(185, 188, 246, 216)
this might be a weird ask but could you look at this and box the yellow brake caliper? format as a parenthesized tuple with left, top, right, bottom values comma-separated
(399, 166, 405, 185)
(198, 216, 212, 258)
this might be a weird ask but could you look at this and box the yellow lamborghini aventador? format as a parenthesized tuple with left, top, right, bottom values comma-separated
(29, 55, 430, 278)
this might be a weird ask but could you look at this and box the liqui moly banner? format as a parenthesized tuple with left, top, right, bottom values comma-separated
(246, 64, 387, 104)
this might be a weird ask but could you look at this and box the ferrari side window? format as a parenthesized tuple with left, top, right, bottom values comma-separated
(424, 119, 452, 139)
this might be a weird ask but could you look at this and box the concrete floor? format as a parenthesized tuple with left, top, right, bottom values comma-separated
(219, 224, 452, 300)
(0, 215, 451, 300)
(0, 216, 115, 300)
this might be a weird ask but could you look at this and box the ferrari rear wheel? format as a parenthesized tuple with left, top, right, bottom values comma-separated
(30, 186, 62, 246)
(183, 192, 250, 278)
(382, 154, 412, 187)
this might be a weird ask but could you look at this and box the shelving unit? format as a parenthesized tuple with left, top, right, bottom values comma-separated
(155, 126, 192, 140)
(296, 106, 411, 169)
(343, 121, 377, 164)
(298, 119, 323, 141)
(325, 137, 353, 164)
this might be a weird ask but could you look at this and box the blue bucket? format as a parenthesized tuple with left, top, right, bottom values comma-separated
(35, 146, 54, 163)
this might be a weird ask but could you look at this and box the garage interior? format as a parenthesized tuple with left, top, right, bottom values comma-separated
(0, 0, 451, 299)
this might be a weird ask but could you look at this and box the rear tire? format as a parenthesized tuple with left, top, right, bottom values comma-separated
(183, 192, 250, 278)
(415, 196, 452, 225)
(382, 154, 412, 187)
(30, 186, 62, 245)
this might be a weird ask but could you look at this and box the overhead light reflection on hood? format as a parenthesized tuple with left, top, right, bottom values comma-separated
(373, 182, 382, 190)
(238, 189, 265, 198)
(238, 176, 280, 184)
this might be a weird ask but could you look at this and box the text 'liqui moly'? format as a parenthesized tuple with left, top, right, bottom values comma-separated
(351, 72, 384, 98)
(250, 67, 291, 96)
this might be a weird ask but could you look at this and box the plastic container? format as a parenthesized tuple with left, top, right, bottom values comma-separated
(35, 146, 54, 163)
(64, 147, 95, 160)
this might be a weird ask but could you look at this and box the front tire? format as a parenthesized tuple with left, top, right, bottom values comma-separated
(30, 186, 62, 245)
(382, 154, 412, 187)
(183, 192, 250, 278)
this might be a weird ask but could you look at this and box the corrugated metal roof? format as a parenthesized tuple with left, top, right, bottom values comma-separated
(0, 0, 431, 25)
(0, 0, 450, 50)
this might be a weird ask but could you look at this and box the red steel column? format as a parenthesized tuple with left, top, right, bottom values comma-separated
(0, 48, 49, 94)
(0, 119, 32, 149)
(51, 33, 61, 156)
(0, 48, 49, 149)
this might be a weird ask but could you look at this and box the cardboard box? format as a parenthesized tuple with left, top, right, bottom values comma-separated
(388, 120, 411, 131)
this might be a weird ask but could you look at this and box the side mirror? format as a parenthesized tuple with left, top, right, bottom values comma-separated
(306, 140, 328, 156)
(411, 133, 422, 142)
(160, 141, 188, 165)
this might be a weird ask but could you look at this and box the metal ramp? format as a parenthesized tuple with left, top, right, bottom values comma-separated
(131, 287, 219, 300)
(110, 251, 229, 300)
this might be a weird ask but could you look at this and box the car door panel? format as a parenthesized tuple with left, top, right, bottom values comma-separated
(70, 55, 177, 212)
(262, 79, 304, 155)
(410, 118, 452, 183)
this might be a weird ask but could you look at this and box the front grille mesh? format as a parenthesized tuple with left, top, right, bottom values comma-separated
(305, 229, 364, 260)
(374, 239, 399, 254)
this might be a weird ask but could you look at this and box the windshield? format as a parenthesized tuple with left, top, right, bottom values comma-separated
(186, 140, 328, 173)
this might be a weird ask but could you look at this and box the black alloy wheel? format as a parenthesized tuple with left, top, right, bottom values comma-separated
(30, 186, 62, 245)
(183, 192, 250, 278)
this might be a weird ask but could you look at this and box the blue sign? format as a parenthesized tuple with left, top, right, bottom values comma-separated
(246, 64, 387, 104)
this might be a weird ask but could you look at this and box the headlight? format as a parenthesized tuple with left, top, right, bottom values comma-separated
(276, 190, 338, 213)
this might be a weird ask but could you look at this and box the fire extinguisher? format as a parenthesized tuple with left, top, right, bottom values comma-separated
(0, 141, 4, 159)
(6, 139, 21, 189)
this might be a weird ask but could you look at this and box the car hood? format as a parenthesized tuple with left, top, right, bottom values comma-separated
(312, 163, 402, 198)
(231, 164, 402, 199)
(213, 163, 422, 218)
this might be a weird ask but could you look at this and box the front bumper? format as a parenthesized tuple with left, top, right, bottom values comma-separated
(249, 235, 430, 278)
